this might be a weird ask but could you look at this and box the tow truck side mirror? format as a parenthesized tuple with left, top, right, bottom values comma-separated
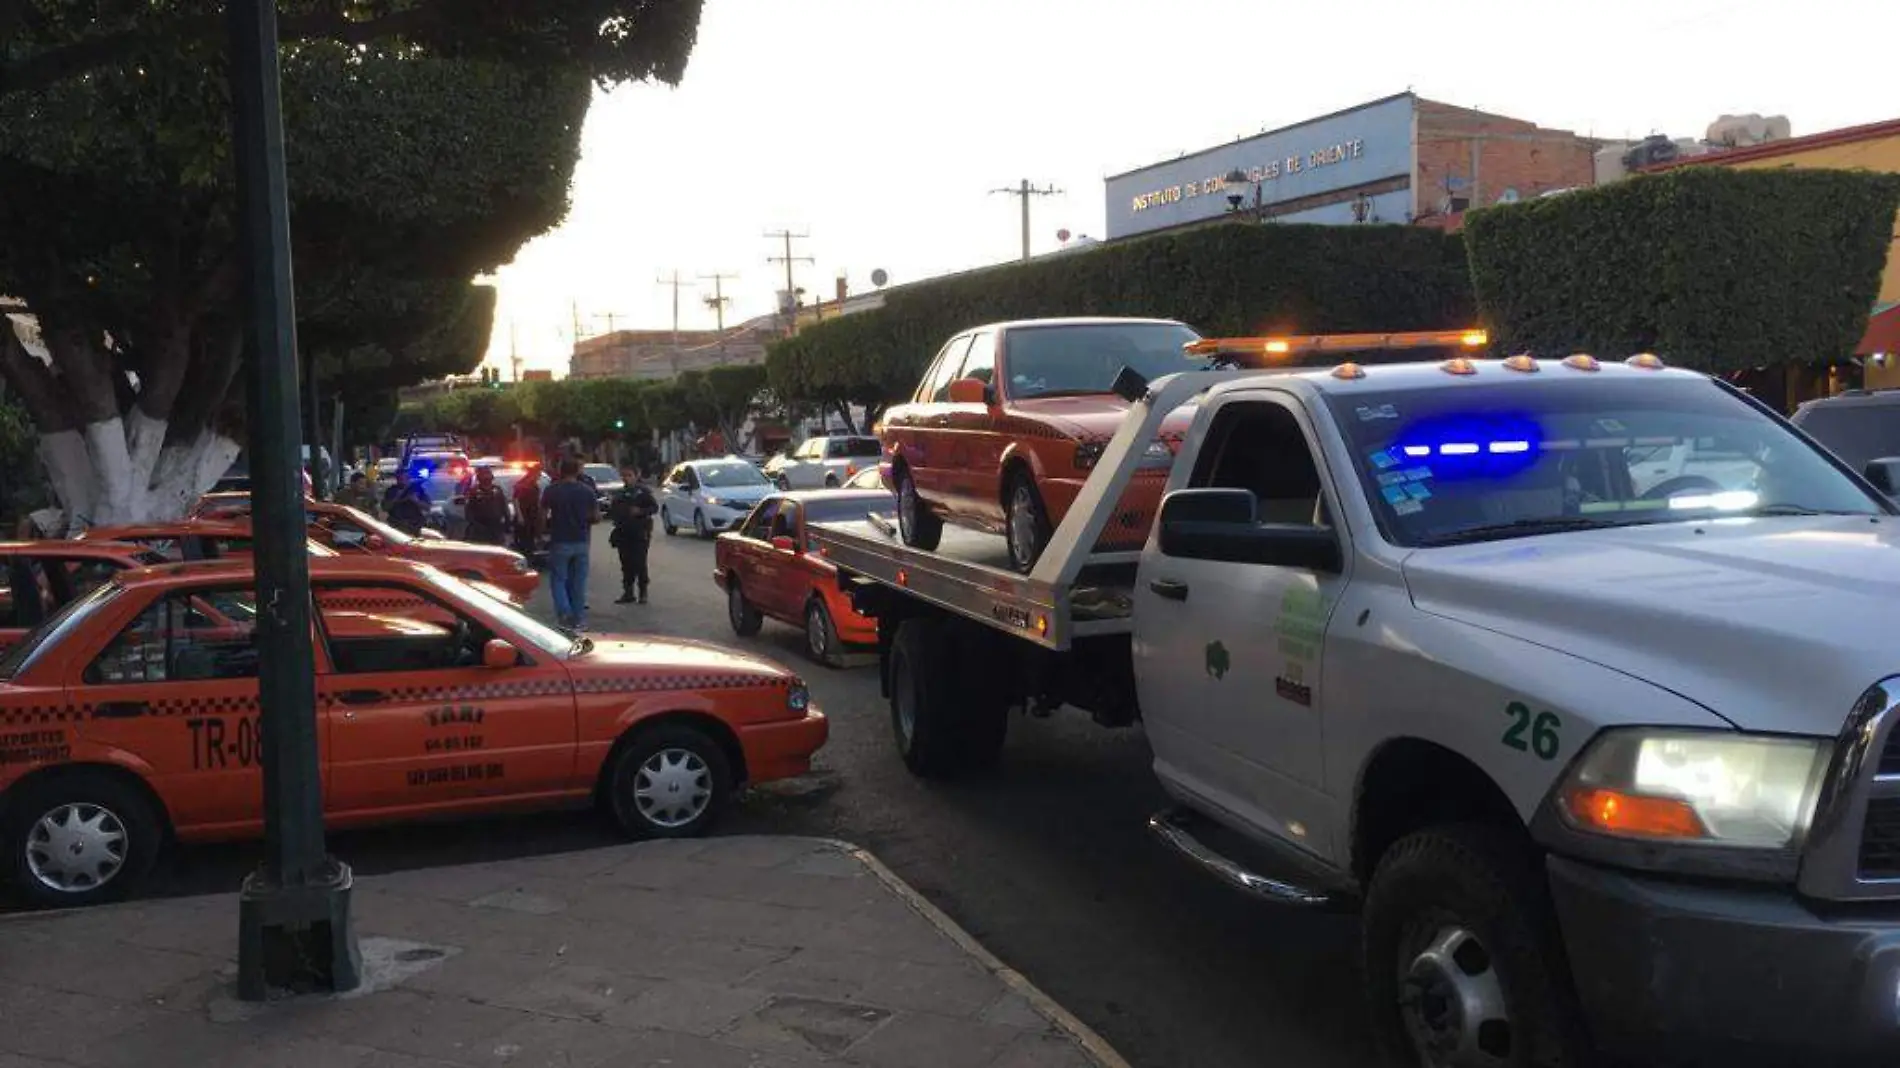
(1864, 457, 1900, 497)
(481, 638, 518, 669)
(1158, 488, 1342, 572)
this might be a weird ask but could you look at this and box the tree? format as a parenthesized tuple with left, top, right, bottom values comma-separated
(675, 363, 766, 445)
(0, 1, 704, 98)
(0, 16, 694, 527)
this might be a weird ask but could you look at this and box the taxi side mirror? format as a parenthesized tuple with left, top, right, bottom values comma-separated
(364, 534, 387, 551)
(946, 377, 993, 405)
(1864, 457, 1900, 497)
(771, 535, 797, 552)
(482, 638, 518, 670)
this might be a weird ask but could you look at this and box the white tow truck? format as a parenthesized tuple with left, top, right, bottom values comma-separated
(807, 333, 1900, 1067)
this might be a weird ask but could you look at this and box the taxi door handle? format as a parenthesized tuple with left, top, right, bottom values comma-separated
(92, 700, 150, 719)
(1148, 578, 1189, 602)
(336, 689, 388, 706)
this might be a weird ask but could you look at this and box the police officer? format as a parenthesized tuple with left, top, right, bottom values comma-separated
(608, 465, 657, 604)
(382, 467, 429, 535)
(462, 466, 509, 545)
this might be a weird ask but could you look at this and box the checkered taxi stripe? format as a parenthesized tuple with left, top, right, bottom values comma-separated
(379, 679, 570, 703)
(575, 673, 792, 695)
(0, 705, 85, 726)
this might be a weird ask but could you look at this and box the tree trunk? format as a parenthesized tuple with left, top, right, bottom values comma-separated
(830, 400, 858, 435)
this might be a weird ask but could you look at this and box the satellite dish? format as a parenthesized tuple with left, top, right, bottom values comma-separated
(870, 268, 889, 287)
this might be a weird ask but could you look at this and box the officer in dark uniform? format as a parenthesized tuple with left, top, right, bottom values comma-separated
(608, 465, 657, 604)
(462, 466, 509, 545)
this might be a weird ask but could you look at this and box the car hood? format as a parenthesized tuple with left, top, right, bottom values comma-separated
(1007, 395, 1198, 447)
(1402, 516, 1900, 735)
(698, 484, 773, 504)
(568, 636, 796, 687)
(398, 540, 523, 569)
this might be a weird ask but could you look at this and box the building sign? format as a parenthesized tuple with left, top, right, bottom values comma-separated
(1105, 94, 1415, 240)
(1131, 139, 1367, 213)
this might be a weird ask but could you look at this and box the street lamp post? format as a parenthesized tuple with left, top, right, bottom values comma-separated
(227, 0, 360, 1000)
(1223, 167, 1264, 223)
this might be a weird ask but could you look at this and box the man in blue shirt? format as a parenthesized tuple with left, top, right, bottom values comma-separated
(542, 459, 600, 631)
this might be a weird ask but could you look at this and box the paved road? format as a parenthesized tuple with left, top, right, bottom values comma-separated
(118, 526, 1380, 1068)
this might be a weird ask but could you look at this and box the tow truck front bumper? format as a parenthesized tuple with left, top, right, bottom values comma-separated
(1548, 854, 1900, 1064)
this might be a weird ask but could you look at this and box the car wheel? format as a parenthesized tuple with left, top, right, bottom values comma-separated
(804, 596, 839, 667)
(605, 724, 731, 839)
(727, 581, 763, 636)
(895, 465, 942, 551)
(694, 509, 711, 538)
(1004, 469, 1052, 574)
(2, 770, 162, 908)
(661, 506, 678, 536)
(1364, 824, 1588, 1068)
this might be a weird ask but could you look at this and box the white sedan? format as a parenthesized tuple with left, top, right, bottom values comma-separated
(659, 458, 777, 538)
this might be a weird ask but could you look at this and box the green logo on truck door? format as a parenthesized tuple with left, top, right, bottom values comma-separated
(1206, 641, 1231, 680)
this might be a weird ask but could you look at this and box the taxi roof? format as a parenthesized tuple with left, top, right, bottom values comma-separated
(114, 553, 435, 591)
(0, 539, 154, 559)
(1212, 356, 1710, 402)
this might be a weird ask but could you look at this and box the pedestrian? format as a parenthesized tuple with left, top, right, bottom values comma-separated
(542, 458, 599, 631)
(511, 463, 543, 556)
(462, 466, 510, 545)
(382, 467, 429, 536)
(608, 465, 657, 604)
(336, 471, 379, 514)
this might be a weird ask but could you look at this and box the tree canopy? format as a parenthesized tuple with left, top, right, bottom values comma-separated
(413, 363, 769, 447)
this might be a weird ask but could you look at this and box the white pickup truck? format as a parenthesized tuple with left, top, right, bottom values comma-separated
(808, 338, 1900, 1066)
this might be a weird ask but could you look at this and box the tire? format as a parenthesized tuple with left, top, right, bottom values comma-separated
(661, 506, 678, 536)
(1004, 468, 1053, 574)
(804, 596, 839, 667)
(895, 465, 942, 551)
(1363, 824, 1590, 1068)
(887, 617, 1009, 778)
(604, 724, 732, 839)
(2, 770, 163, 908)
(727, 581, 763, 637)
(693, 509, 710, 539)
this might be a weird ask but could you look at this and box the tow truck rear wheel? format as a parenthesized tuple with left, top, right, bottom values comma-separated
(2, 769, 162, 909)
(1363, 824, 1588, 1068)
(895, 465, 942, 551)
(888, 617, 1008, 777)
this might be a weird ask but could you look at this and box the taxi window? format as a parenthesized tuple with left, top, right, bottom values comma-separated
(926, 336, 975, 402)
(959, 332, 996, 385)
(771, 502, 799, 541)
(0, 558, 47, 629)
(739, 499, 780, 540)
(0, 582, 122, 680)
(87, 589, 261, 684)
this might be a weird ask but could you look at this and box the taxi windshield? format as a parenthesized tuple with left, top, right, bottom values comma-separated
(334, 504, 412, 546)
(421, 569, 571, 657)
(0, 581, 122, 679)
(698, 462, 768, 489)
(1325, 377, 1889, 548)
(1005, 322, 1204, 399)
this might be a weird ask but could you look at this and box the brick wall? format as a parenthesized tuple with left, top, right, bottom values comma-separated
(1414, 100, 1599, 230)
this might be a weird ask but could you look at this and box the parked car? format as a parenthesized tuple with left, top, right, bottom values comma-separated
(80, 519, 338, 563)
(763, 435, 883, 490)
(0, 541, 166, 654)
(658, 458, 776, 538)
(842, 465, 888, 491)
(0, 555, 827, 906)
(584, 463, 624, 512)
(407, 450, 470, 532)
(879, 317, 1205, 571)
(1791, 388, 1900, 496)
(713, 489, 896, 664)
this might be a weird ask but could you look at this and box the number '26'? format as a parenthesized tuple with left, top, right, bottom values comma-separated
(1502, 701, 1562, 760)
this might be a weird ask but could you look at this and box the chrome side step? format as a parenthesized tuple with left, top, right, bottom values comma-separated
(1148, 809, 1332, 907)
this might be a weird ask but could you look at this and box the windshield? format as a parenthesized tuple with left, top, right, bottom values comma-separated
(1004, 322, 1203, 399)
(422, 569, 573, 657)
(832, 439, 882, 459)
(334, 504, 413, 546)
(0, 581, 122, 679)
(1795, 403, 1900, 471)
(584, 465, 619, 483)
(698, 462, 769, 489)
(1325, 377, 1889, 548)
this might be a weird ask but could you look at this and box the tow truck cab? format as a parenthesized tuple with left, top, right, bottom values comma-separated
(813, 333, 1900, 1066)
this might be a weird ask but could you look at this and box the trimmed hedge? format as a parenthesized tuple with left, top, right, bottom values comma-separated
(1465, 167, 1900, 372)
(767, 222, 1475, 416)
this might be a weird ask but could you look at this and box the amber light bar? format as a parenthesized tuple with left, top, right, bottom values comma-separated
(1186, 329, 1488, 361)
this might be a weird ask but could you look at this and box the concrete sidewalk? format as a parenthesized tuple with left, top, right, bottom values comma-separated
(0, 837, 1124, 1068)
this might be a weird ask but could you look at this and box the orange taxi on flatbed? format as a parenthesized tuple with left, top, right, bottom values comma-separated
(0, 556, 826, 907)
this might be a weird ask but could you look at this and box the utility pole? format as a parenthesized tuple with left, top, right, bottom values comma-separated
(570, 300, 583, 349)
(990, 179, 1062, 262)
(765, 230, 814, 334)
(655, 271, 693, 340)
(226, 0, 358, 999)
(699, 272, 738, 332)
(509, 320, 522, 382)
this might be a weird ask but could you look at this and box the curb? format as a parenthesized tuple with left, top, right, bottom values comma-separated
(829, 839, 1134, 1068)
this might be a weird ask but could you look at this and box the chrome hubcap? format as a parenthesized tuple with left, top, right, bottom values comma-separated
(1009, 486, 1038, 564)
(807, 603, 828, 656)
(1399, 926, 1513, 1068)
(26, 802, 128, 894)
(633, 748, 712, 828)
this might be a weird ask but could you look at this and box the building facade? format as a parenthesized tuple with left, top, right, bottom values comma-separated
(568, 325, 772, 380)
(1103, 93, 1599, 240)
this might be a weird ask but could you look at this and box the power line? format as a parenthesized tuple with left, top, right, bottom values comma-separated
(764, 230, 814, 331)
(990, 180, 1062, 261)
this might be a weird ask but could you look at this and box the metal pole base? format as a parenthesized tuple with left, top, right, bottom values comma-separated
(236, 857, 362, 1001)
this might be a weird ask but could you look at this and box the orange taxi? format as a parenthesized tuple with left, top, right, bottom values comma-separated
(713, 489, 896, 664)
(0, 556, 826, 906)
(195, 494, 538, 603)
(82, 519, 338, 562)
(0, 541, 167, 654)
(878, 317, 1205, 571)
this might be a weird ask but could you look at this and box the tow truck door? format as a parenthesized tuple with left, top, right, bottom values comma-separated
(1134, 393, 1347, 856)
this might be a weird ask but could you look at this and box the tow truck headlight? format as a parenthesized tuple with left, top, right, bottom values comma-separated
(1556, 729, 1831, 849)
(787, 684, 810, 713)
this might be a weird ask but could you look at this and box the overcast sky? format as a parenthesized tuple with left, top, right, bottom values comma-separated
(481, 0, 1898, 376)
